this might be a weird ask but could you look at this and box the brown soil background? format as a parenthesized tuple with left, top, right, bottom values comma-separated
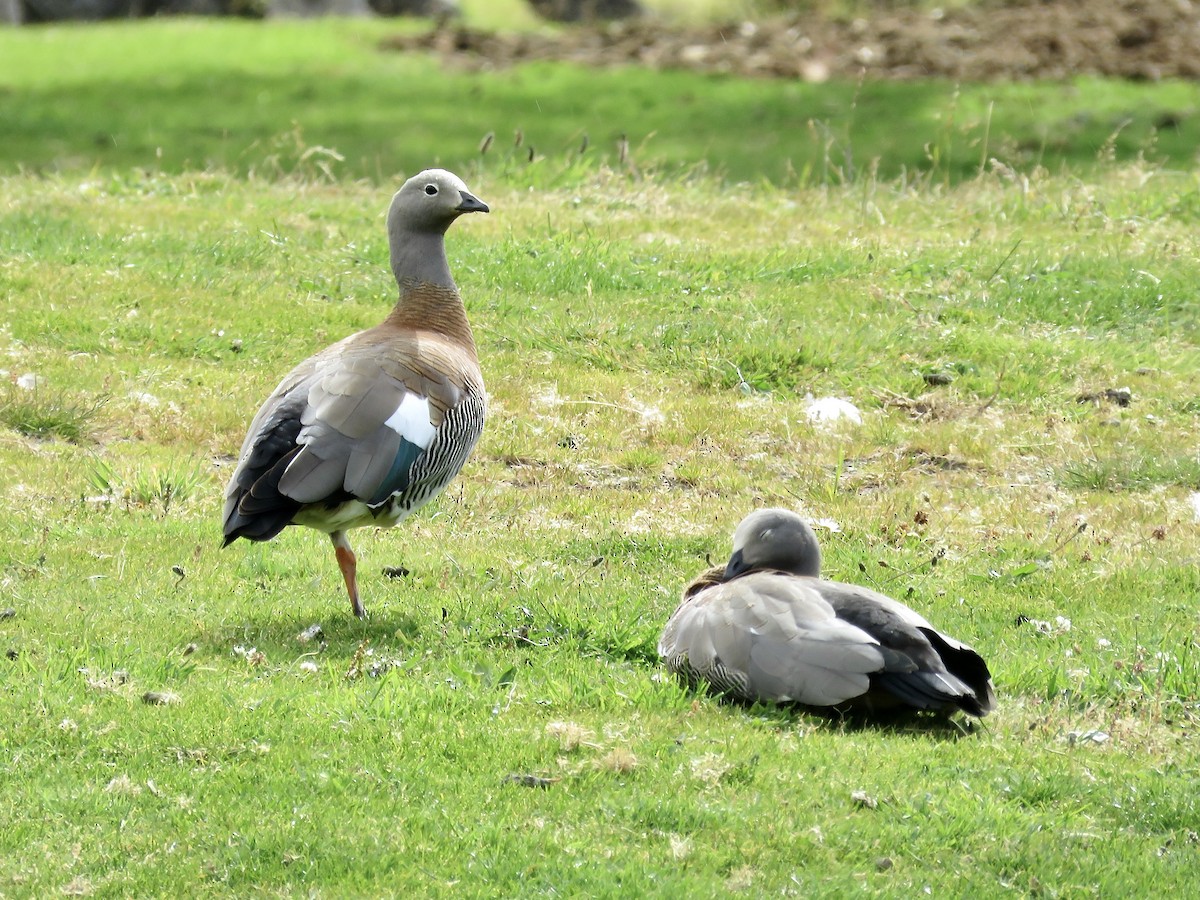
(388, 0, 1200, 82)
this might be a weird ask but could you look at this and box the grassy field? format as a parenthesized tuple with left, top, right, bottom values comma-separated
(3, 12, 1200, 898)
(2, 16, 1200, 184)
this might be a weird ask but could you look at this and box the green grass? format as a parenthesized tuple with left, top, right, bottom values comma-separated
(3, 17, 1200, 184)
(4, 160, 1200, 897)
(4, 15, 1200, 898)
(0, 384, 107, 442)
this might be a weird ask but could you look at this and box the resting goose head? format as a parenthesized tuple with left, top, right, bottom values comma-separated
(725, 507, 822, 580)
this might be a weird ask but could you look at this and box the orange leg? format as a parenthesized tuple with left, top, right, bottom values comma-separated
(331, 531, 364, 618)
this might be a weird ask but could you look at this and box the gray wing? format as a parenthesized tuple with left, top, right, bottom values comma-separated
(280, 333, 482, 505)
(224, 329, 484, 542)
(659, 573, 890, 705)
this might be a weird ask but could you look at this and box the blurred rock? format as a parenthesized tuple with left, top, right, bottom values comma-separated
(268, 0, 369, 16)
(391, 0, 1200, 83)
(157, 0, 248, 15)
(527, 0, 642, 23)
(18, 0, 267, 18)
(21, 0, 133, 20)
(804, 395, 863, 430)
(368, 0, 457, 17)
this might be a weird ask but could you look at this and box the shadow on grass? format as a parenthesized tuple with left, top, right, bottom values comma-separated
(690, 689, 988, 739)
(195, 607, 428, 659)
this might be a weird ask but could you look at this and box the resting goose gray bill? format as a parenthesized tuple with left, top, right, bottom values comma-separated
(659, 509, 995, 717)
(222, 169, 489, 618)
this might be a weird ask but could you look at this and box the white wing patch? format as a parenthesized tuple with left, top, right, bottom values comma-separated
(384, 393, 437, 448)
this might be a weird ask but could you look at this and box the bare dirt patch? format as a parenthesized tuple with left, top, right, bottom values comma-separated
(385, 0, 1200, 81)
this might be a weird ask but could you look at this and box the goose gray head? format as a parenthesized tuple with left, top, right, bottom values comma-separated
(387, 168, 489, 237)
(387, 169, 488, 290)
(724, 508, 822, 580)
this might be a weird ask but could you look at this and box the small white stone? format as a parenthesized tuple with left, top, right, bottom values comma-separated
(804, 395, 862, 429)
(809, 517, 842, 533)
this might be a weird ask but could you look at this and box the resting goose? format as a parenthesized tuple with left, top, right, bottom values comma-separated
(659, 509, 995, 717)
(222, 169, 489, 618)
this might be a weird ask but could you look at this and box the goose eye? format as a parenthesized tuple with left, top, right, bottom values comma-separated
(424, 184, 438, 196)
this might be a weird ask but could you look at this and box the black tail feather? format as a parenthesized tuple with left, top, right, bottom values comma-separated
(872, 670, 983, 716)
(223, 449, 303, 545)
(868, 628, 994, 717)
(919, 627, 996, 714)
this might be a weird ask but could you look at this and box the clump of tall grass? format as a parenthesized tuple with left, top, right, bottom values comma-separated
(1062, 453, 1200, 492)
(0, 383, 107, 443)
(88, 459, 211, 515)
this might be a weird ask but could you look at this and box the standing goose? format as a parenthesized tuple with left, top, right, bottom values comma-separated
(659, 509, 995, 717)
(223, 169, 489, 618)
